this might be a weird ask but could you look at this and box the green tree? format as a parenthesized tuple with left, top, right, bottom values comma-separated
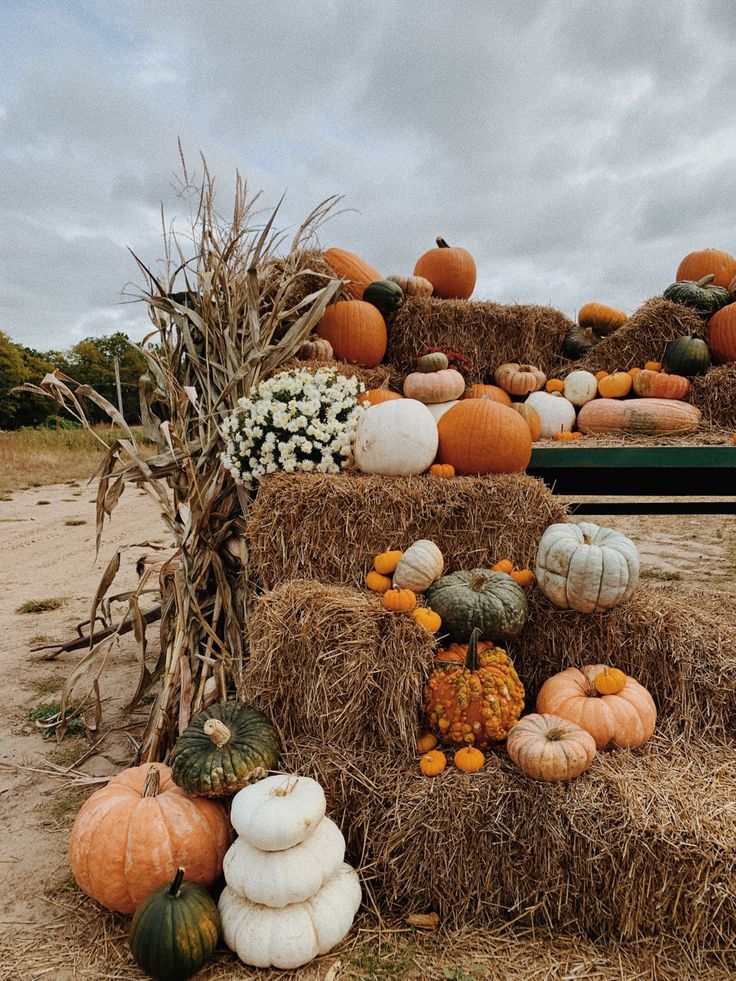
(0, 331, 26, 428)
(61, 333, 147, 423)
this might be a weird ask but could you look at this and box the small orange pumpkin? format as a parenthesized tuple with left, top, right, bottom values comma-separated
(374, 550, 403, 575)
(491, 559, 514, 574)
(594, 370, 608, 381)
(644, 361, 662, 372)
(594, 667, 628, 695)
(545, 379, 565, 393)
(552, 430, 582, 441)
(510, 568, 535, 587)
(429, 463, 456, 478)
(419, 749, 447, 776)
(366, 570, 392, 593)
(454, 746, 485, 773)
(416, 732, 438, 754)
(382, 587, 417, 612)
(628, 366, 641, 379)
(597, 372, 632, 398)
(412, 607, 442, 632)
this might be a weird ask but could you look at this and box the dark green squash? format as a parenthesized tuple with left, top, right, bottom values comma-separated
(663, 275, 731, 316)
(170, 702, 279, 797)
(129, 868, 221, 981)
(425, 568, 528, 643)
(363, 279, 404, 315)
(662, 335, 711, 376)
(561, 327, 602, 360)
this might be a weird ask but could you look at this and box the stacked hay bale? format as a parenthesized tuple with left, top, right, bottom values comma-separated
(242, 471, 736, 957)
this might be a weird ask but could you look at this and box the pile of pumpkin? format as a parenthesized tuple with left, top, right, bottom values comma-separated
(66, 704, 362, 976)
(370, 520, 656, 782)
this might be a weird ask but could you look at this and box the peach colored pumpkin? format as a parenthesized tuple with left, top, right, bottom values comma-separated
(511, 402, 542, 441)
(316, 301, 387, 367)
(506, 713, 596, 781)
(437, 399, 532, 474)
(536, 665, 656, 750)
(577, 398, 701, 435)
(323, 248, 382, 299)
(494, 363, 546, 396)
(403, 368, 466, 404)
(632, 369, 691, 400)
(68, 763, 231, 914)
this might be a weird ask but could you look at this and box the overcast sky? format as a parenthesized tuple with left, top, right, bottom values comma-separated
(3, 0, 736, 350)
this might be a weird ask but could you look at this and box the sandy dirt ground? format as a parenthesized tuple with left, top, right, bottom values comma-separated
(0, 482, 734, 978)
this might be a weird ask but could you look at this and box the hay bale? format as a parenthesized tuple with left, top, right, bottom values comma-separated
(246, 472, 567, 590)
(386, 297, 576, 381)
(572, 298, 706, 374)
(267, 356, 402, 391)
(245, 580, 434, 757)
(691, 362, 736, 430)
(283, 729, 736, 947)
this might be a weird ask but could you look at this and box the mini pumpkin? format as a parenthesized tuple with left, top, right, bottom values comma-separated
(374, 550, 403, 574)
(426, 568, 528, 643)
(417, 351, 450, 372)
(544, 379, 565, 393)
(491, 559, 513, 574)
(454, 746, 485, 773)
(419, 749, 448, 776)
(393, 539, 444, 591)
(414, 237, 476, 299)
(594, 667, 627, 695)
(382, 587, 417, 612)
(644, 361, 662, 372)
(416, 732, 438, 753)
(295, 337, 334, 361)
(413, 607, 442, 632)
(494, 363, 546, 396)
(366, 570, 392, 593)
(597, 371, 632, 398)
(510, 568, 534, 587)
(506, 713, 596, 782)
(429, 463, 456, 478)
(387, 274, 434, 297)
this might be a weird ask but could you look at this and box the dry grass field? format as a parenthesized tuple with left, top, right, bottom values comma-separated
(0, 431, 734, 979)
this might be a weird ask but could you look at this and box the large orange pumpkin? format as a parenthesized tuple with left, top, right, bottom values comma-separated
(437, 399, 532, 474)
(413, 237, 476, 300)
(707, 303, 736, 363)
(316, 300, 387, 367)
(676, 249, 736, 290)
(68, 763, 231, 914)
(323, 248, 382, 299)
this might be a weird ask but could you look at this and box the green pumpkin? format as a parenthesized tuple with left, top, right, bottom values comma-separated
(663, 275, 731, 316)
(561, 327, 602, 360)
(662, 335, 710, 376)
(129, 868, 221, 981)
(170, 702, 279, 797)
(425, 569, 528, 643)
(363, 279, 404, 315)
(417, 351, 450, 373)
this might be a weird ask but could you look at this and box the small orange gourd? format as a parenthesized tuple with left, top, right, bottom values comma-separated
(545, 379, 565, 393)
(552, 430, 582, 441)
(412, 607, 442, 632)
(491, 559, 514, 574)
(510, 568, 535, 587)
(595, 370, 608, 381)
(430, 463, 456, 478)
(419, 749, 447, 776)
(374, 550, 403, 575)
(644, 361, 662, 372)
(382, 587, 417, 612)
(366, 570, 392, 593)
(454, 746, 485, 773)
(594, 667, 628, 695)
(416, 732, 438, 754)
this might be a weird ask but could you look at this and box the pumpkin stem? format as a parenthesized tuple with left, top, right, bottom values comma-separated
(545, 727, 565, 741)
(271, 776, 299, 798)
(142, 765, 161, 798)
(436, 237, 450, 249)
(466, 627, 481, 672)
(168, 867, 185, 897)
(467, 572, 489, 592)
(695, 274, 716, 287)
(203, 718, 231, 747)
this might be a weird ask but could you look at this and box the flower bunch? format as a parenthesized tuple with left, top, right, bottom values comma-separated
(221, 368, 365, 486)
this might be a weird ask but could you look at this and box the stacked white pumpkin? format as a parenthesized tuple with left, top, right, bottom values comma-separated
(219, 774, 361, 971)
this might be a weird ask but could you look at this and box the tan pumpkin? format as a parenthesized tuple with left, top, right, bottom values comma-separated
(393, 540, 444, 591)
(359, 389, 403, 407)
(403, 368, 466, 404)
(506, 713, 596, 781)
(295, 337, 334, 361)
(577, 398, 701, 435)
(577, 302, 628, 335)
(413, 237, 476, 299)
(632, 369, 690, 400)
(387, 274, 434, 297)
(536, 665, 656, 750)
(463, 384, 512, 406)
(597, 371, 632, 398)
(707, 303, 736, 363)
(316, 300, 387, 367)
(494, 363, 546, 396)
(511, 403, 542, 441)
(323, 248, 382, 299)
(437, 399, 532, 474)
(68, 764, 231, 914)
(675, 248, 736, 290)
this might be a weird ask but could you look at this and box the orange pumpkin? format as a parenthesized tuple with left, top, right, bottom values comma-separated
(536, 665, 656, 750)
(366, 570, 392, 593)
(577, 397, 701, 435)
(359, 389, 403, 406)
(419, 749, 447, 776)
(632, 369, 690, 400)
(416, 732, 438, 754)
(323, 248, 382, 299)
(493, 363, 546, 396)
(676, 249, 736, 290)
(413, 237, 476, 299)
(594, 667, 627, 695)
(707, 304, 736, 363)
(545, 379, 564, 393)
(412, 607, 442, 632)
(429, 463, 456, 478)
(317, 300, 387, 367)
(597, 371, 632, 398)
(552, 430, 582, 441)
(437, 399, 532, 475)
(510, 568, 535, 587)
(382, 587, 417, 612)
(511, 402, 542, 441)
(454, 746, 485, 773)
(374, 550, 403, 574)
(491, 559, 513, 574)
(578, 302, 628, 335)
(644, 361, 662, 372)
(464, 384, 512, 406)
(68, 764, 231, 914)
(594, 370, 608, 381)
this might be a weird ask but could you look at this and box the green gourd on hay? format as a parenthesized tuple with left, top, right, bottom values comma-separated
(425, 568, 528, 643)
(661, 335, 710, 376)
(663, 275, 731, 316)
(362, 279, 404, 315)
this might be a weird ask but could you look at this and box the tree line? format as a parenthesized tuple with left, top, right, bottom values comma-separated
(0, 331, 148, 429)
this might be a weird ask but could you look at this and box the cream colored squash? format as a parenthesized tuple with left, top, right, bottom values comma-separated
(230, 774, 325, 852)
(426, 399, 459, 423)
(525, 391, 576, 436)
(353, 399, 438, 475)
(223, 817, 345, 908)
(219, 864, 362, 970)
(403, 368, 465, 404)
(534, 521, 639, 613)
(393, 540, 444, 591)
(563, 370, 598, 407)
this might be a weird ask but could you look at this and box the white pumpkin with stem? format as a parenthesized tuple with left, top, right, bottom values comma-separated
(534, 521, 639, 612)
(353, 399, 438, 475)
(393, 540, 444, 591)
(563, 370, 598, 408)
(525, 391, 576, 437)
(230, 774, 326, 851)
(223, 816, 345, 907)
(220, 863, 362, 970)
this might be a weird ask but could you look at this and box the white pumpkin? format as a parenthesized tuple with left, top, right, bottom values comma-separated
(535, 521, 640, 613)
(393, 539, 444, 591)
(563, 370, 598, 408)
(223, 817, 345, 908)
(426, 399, 459, 423)
(525, 391, 577, 437)
(219, 864, 362, 970)
(353, 399, 438, 475)
(230, 774, 326, 851)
